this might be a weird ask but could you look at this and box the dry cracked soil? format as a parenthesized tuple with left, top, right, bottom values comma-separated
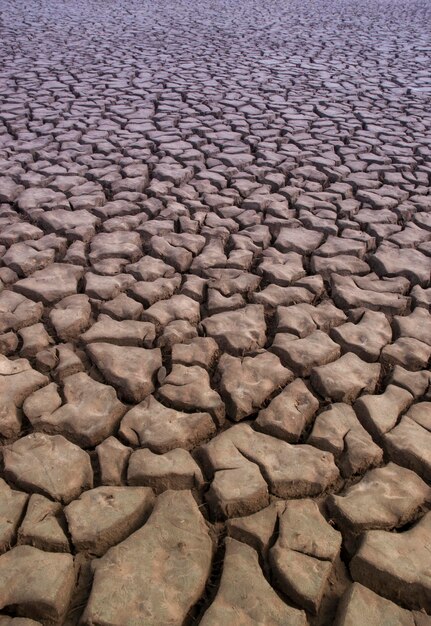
(0, 0, 430, 624)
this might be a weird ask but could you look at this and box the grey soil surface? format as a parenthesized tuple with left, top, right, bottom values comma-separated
(0, 0, 430, 624)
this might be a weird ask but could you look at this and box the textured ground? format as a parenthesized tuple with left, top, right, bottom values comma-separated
(0, 0, 431, 624)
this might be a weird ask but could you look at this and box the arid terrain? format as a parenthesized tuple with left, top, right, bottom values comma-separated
(0, 0, 430, 624)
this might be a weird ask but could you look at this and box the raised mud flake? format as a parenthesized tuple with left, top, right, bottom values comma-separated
(226, 502, 281, 557)
(369, 245, 431, 287)
(334, 583, 426, 626)
(275, 226, 324, 254)
(17, 493, 69, 553)
(217, 351, 293, 421)
(81, 490, 214, 626)
(84, 272, 136, 300)
(200, 538, 307, 626)
(0, 354, 49, 439)
(252, 283, 316, 308)
(271, 329, 341, 376)
(3, 433, 93, 504)
(127, 448, 205, 493)
(37, 207, 99, 241)
(199, 423, 339, 506)
(81, 314, 155, 347)
(2, 241, 56, 277)
(258, 251, 306, 286)
(141, 294, 200, 330)
(128, 274, 182, 308)
(18, 323, 52, 358)
(126, 255, 176, 282)
(350, 511, 431, 612)
(276, 301, 347, 338)
(64, 486, 155, 556)
(310, 352, 381, 403)
(86, 342, 162, 403)
(256, 377, 319, 442)
(157, 363, 225, 424)
(23, 372, 126, 447)
(95, 436, 132, 486)
(0, 291, 43, 334)
(331, 274, 411, 316)
(393, 307, 431, 347)
(89, 231, 142, 264)
(156, 319, 198, 349)
(327, 462, 431, 534)
(0, 478, 28, 554)
(171, 336, 220, 369)
(99, 292, 143, 321)
(119, 395, 216, 452)
(330, 310, 392, 362)
(0, 221, 42, 247)
(310, 254, 370, 279)
(308, 403, 383, 478)
(199, 304, 266, 355)
(381, 337, 431, 372)
(0, 545, 75, 624)
(388, 365, 431, 399)
(270, 499, 342, 614)
(49, 294, 91, 342)
(13, 263, 84, 305)
(384, 415, 431, 482)
(354, 384, 414, 441)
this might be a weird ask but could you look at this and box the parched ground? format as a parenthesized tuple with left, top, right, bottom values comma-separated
(0, 0, 430, 624)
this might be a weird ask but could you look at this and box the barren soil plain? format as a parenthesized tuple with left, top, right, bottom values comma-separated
(0, 0, 430, 624)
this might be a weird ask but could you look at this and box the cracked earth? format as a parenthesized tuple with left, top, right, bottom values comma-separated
(0, 0, 431, 624)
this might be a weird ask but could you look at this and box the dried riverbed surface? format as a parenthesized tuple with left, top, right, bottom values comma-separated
(0, 0, 430, 624)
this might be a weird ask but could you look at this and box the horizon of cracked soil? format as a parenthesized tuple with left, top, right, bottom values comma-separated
(0, 0, 430, 624)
